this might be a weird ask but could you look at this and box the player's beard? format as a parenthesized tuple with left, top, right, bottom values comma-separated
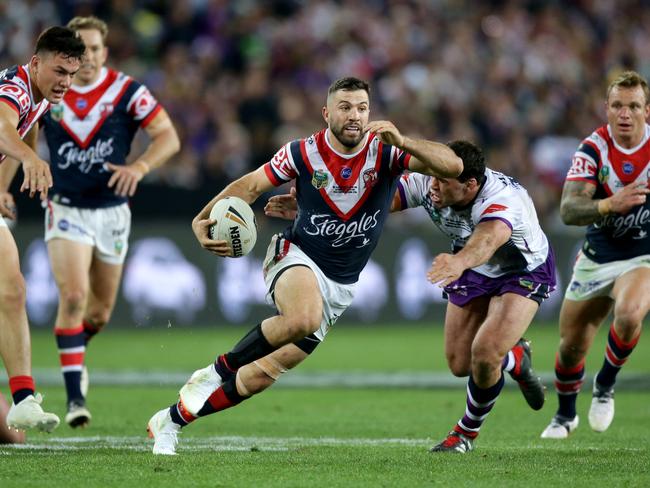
(330, 122, 364, 149)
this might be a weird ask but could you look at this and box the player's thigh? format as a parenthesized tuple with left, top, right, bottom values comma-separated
(273, 265, 323, 319)
(612, 266, 650, 323)
(473, 293, 539, 359)
(0, 227, 25, 300)
(47, 238, 93, 293)
(87, 257, 124, 312)
(558, 296, 611, 350)
(444, 297, 489, 364)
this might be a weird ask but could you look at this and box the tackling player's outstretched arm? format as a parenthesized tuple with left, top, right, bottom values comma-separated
(560, 179, 650, 226)
(427, 219, 512, 286)
(0, 104, 52, 198)
(364, 120, 462, 178)
(193, 166, 275, 255)
(106, 109, 180, 197)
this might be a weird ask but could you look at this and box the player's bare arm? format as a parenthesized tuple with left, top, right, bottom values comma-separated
(193, 166, 275, 256)
(0, 105, 52, 198)
(0, 156, 20, 219)
(365, 120, 462, 178)
(561, 180, 650, 226)
(106, 109, 180, 197)
(427, 219, 511, 286)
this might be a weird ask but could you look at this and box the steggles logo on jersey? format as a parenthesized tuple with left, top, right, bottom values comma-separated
(311, 169, 329, 189)
(596, 204, 650, 238)
(303, 210, 381, 248)
(57, 138, 115, 173)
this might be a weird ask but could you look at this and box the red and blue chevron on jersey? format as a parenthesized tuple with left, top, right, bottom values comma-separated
(40, 67, 162, 208)
(566, 123, 650, 262)
(0, 64, 51, 162)
(264, 128, 410, 283)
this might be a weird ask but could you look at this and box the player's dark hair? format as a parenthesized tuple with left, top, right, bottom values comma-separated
(328, 77, 370, 97)
(606, 70, 650, 105)
(34, 26, 86, 61)
(448, 140, 486, 183)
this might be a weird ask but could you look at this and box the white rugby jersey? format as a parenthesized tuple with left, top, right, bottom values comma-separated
(397, 169, 550, 278)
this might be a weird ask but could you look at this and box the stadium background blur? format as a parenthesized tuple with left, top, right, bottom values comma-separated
(2, 0, 648, 327)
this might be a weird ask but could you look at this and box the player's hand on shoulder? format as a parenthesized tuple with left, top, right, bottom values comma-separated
(191, 216, 232, 256)
(0, 191, 17, 219)
(20, 155, 52, 199)
(609, 182, 650, 214)
(426, 253, 464, 287)
(264, 187, 297, 220)
(365, 120, 404, 148)
(105, 161, 148, 197)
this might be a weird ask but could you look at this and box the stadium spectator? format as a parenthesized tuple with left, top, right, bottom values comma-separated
(3, 1, 650, 223)
(39, 16, 179, 429)
(541, 71, 650, 439)
(0, 25, 84, 433)
(146, 76, 463, 455)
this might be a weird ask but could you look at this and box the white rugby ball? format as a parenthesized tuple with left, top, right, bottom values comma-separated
(209, 196, 257, 257)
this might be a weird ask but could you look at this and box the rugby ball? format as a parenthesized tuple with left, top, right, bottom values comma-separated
(209, 196, 257, 257)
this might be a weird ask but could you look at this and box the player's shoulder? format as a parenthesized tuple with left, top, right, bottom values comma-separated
(0, 64, 29, 92)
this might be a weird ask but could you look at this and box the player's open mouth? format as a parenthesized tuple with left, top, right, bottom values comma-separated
(344, 125, 360, 134)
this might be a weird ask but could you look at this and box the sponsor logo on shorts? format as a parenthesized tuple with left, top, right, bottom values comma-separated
(569, 280, 601, 294)
(519, 279, 535, 290)
(58, 219, 70, 231)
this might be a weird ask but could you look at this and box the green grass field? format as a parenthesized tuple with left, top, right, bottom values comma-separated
(1, 323, 649, 487)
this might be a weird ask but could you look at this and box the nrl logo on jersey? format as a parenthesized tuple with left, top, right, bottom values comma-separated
(50, 104, 64, 122)
(311, 169, 329, 189)
(598, 166, 609, 184)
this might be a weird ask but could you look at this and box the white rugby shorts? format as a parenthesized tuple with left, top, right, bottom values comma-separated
(565, 251, 650, 301)
(44, 200, 131, 265)
(262, 233, 356, 341)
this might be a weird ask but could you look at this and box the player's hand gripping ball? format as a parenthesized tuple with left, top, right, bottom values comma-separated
(209, 196, 257, 257)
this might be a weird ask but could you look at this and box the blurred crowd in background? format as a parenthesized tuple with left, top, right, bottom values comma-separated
(2, 0, 649, 226)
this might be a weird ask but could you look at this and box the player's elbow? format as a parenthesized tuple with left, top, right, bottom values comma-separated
(444, 155, 464, 178)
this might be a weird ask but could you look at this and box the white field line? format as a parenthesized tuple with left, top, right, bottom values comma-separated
(0, 435, 645, 453)
(1, 370, 649, 389)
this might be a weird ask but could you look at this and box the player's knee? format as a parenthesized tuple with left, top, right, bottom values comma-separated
(60, 288, 87, 317)
(283, 311, 321, 340)
(446, 354, 470, 377)
(558, 339, 588, 365)
(614, 304, 645, 332)
(0, 273, 26, 310)
(85, 310, 110, 328)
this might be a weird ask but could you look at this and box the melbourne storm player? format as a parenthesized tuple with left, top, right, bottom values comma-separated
(0, 26, 85, 434)
(541, 71, 650, 439)
(398, 141, 554, 453)
(147, 77, 463, 455)
(39, 16, 180, 428)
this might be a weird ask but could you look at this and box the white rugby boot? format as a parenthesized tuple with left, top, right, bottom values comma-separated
(6, 394, 60, 433)
(147, 408, 181, 455)
(65, 400, 92, 428)
(540, 415, 579, 439)
(179, 364, 224, 415)
(588, 381, 615, 432)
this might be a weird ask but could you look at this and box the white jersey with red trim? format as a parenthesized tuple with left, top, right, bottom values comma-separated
(397, 169, 550, 278)
(566, 124, 650, 263)
(0, 64, 50, 162)
(264, 128, 410, 284)
(40, 67, 162, 208)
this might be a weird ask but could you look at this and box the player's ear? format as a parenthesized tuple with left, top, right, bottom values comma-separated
(322, 106, 328, 124)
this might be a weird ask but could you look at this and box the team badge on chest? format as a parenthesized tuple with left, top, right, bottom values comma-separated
(311, 169, 329, 189)
(363, 168, 378, 188)
(50, 104, 63, 122)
